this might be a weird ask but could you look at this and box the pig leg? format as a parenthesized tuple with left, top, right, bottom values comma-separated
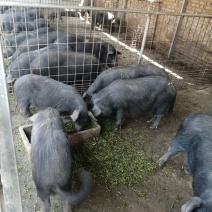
(115, 109, 125, 130)
(61, 198, 71, 212)
(149, 105, 168, 128)
(19, 103, 32, 118)
(182, 156, 190, 174)
(181, 197, 202, 212)
(150, 114, 164, 129)
(147, 114, 164, 129)
(40, 197, 51, 212)
(159, 141, 185, 167)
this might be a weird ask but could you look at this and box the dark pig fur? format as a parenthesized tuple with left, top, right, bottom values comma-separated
(29, 108, 92, 212)
(6, 51, 39, 83)
(30, 51, 103, 84)
(11, 31, 64, 61)
(14, 74, 89, 131)
(3, 27, 55, 47)
(91, 76, 176, 129)
(91, 11, 120, 33)
(159, 113, 212, 212)
(6, 43, 71, 83)
(14, 18, 48, 33)
(83, 64, 169, 99)
(70, 41, 121, 68)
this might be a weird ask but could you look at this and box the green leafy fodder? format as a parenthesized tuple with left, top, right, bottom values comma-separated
(4, 58, 11, 69)
(73, 117, 157, 189)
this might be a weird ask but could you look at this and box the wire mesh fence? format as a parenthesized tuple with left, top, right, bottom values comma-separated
(0, 1, 211, 211)
(0, 2, 211, 97)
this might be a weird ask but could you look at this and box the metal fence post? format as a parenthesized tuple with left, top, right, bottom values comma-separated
(0, 38, 23, 211)
(138, 13, 151, 64)
(168, 0, 188, 59)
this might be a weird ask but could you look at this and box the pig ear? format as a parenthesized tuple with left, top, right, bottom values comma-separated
(181, 197, 202, 212)
(28, 113, 39, 123)
(92, 106, 102, 117)
(108, 50, 114, 55)
(70, 110, 80, 122)
(82, 92, 87, 98)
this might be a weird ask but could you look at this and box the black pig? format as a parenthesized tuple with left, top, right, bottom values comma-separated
(6, 43, 71, 83)
(14, 18, 48, 33)
(159, 113, 212, 212)
(11, 31, 64, 61)
(91, 11, 120, 33)
(83, 64, 169, 99)
(30, 51, 103, 84)
(14, 74, 90, 131)
(6, 51, 39, 83)
(91, 76, 176, 129)
(3, 27, 55, 47)
(70, 41, 121, 68)
(29, 107, 92, 212)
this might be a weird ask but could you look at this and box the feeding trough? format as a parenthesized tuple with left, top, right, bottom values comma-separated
(19, 116, 101, 156)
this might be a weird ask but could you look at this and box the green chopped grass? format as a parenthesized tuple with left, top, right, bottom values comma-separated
(73, 117, 157, 189)
(4, 58, 11, 69)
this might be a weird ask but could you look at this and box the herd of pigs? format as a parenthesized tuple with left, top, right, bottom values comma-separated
(1, 5, 212, 212)
(2, 6, 121, 84)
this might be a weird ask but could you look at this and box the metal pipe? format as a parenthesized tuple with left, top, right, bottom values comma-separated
(0, 39, 23, 211)
(168, 0, 188, 58)
(122, 0, 128, 24)
(89, 0, 93, 37)
(138, 14, 151, 64)
(150, 2, 161, 49)
(0, 1, 211, 18)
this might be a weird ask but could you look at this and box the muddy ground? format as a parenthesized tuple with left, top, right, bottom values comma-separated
(11, 83, 212, 212)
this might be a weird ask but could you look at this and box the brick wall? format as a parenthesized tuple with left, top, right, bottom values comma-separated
(92, 0, 211, 68)
(152, 0, 211, 68)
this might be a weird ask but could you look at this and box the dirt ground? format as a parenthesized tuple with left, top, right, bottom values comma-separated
(11, 82, 212, 212)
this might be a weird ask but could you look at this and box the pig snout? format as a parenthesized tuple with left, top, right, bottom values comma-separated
(92, 106, 101, 117)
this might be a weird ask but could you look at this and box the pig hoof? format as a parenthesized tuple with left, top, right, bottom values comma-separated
(149, 125, 157, 129)
(115, 124, 121, 130)
(158, 158, 165, 167)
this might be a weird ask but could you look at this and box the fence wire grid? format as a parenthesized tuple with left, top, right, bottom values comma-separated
(0, 1, 211, 212)
(0, 0, 211, 96)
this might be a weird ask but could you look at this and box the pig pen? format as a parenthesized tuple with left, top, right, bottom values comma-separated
(0, 1, 212, 212)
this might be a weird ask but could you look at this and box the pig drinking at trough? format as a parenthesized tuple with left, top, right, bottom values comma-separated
(14, 74, 89, 131)
(29, 107, 92, 212)
(30, 51, 103, 83)
(159, 113, 212, 212)
(83, 64, 169, 99)
(91, 76, 176, 130)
